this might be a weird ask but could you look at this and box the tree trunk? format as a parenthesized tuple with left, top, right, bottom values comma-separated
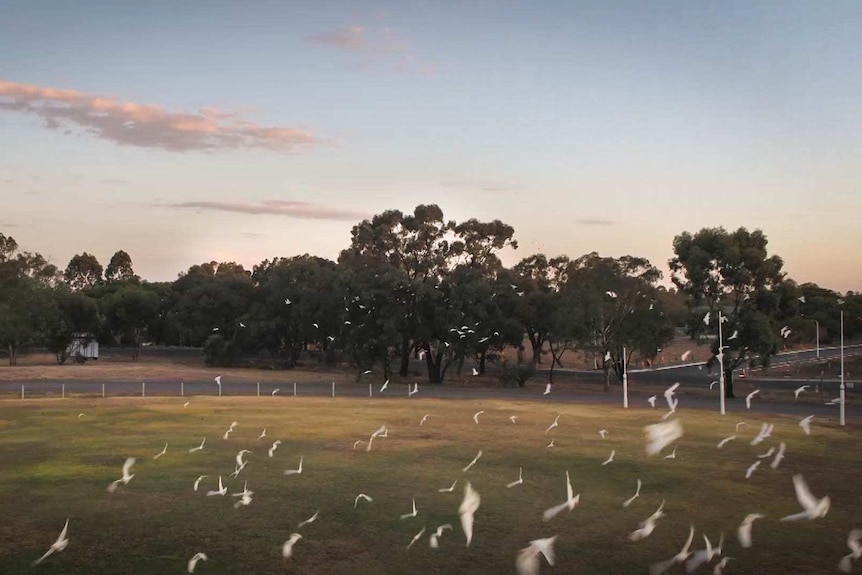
(603, 364, 611, 392)
(399, 337, 411, 377)
(8, 344, 15, 366)
(424, 345, 444, 384)
(479, 350, 486, 375)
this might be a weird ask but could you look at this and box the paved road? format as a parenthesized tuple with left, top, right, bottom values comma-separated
(1, 344, 856, 422)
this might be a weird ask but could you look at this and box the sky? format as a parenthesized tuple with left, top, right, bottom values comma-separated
(1, 0, 861, 292)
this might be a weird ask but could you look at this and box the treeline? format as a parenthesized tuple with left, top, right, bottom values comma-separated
(1, 205, 859, 395)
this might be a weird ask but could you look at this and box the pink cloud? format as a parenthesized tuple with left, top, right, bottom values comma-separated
(308, 25, 367, 49)
(307, 25, 433, 74)
(163, 200, 372, 222)
(0, 79, 323, 153)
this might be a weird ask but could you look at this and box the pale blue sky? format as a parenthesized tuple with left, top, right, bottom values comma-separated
(1, 0, 860, 291)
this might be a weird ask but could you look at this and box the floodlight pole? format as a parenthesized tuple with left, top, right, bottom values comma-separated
(622, 345, 629, 409)
(840, 310, 845, 426)
(718, 310, 726, 416)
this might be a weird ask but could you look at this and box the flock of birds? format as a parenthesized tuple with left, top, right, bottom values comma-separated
(26, 370, 859, 575)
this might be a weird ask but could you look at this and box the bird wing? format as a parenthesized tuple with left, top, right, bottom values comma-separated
(565, 471, 573, 501)
(792, 474, 819, 512)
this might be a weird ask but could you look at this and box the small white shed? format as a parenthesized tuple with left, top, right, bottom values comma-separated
(67, 333, 99, 360)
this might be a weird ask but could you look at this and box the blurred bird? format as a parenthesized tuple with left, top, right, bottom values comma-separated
(738, 513, 765, 548)
(32, 518, 69, 566)
(780, 474, 830, 521)
(515, 535, 557, 575)
(187, 552, 207, 573)
(459, 482, 481, 546)
(282, 533, 302, 559)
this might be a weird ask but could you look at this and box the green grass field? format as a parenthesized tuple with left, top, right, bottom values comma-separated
(0, 396, 859, 574)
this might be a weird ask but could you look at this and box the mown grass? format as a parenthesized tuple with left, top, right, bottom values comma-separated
(0, 396, 859, 574)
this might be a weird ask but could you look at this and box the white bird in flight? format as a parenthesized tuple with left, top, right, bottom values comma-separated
(459, 482, 481, 546)
(838, 529, 862, 573)
(509, 415, 519, 423)
(794, 385, 809, 399)
(622, 479, 642, 508)
(206, 476, 226, 497)
(649, 525, 696, 575)
(780, 474, 830, 521)
(107, 457, 136, 492)
(419, 414, 429, 426)
(408, 383, 419, 396)
(472, 367, 479, 376)
(297, 510, 319, 528)
(799, 415, 814, 435)
(664, 383, 680, 413)
(189, 438, 206, 453)
(738, 513, 765, 548)
(271, 388, 279, 396)
(703, 312, 711, 325)
(644, 419, 684, 456)
(602, 450, 615, 466)
(681, 350, 692, 362)
(284, 456, 304, 475)
(257, 428, 266, 440)
(407, 527, 426, 550)
(187, 552, 208, 573)
(429, 524, 453, 549)
(770, 442, 787, 469)
(153, 443, 167, 460)
(757, 446, 775, 459)
(222, 421, 238, 440)
(745, 389, 760, 410)
(438, 480, 458, 493)
(647, 395, 657, 408)
(507, 467, 524, 488)
(606, 290, 617, 298)
(665, 447, 677, 460)
(750, 423, 774, 446)
(543, 383, 552, 395)
(629, 501, 665, 541)
(32, 518, 69, 566)
(545, 415, 560, 434)
(546, 438, 555, 448)
(542, 471, 580, 521)
(400, 498, 419, 519)
(717, 435, 736, 449)
(354, 493, 373, 508)
(214, 375, 222, 387)
(473, 411, 485, 424)
(282, 533, 302, 559)
(685, 533, 723, 574)
(268, 440, 281, 458)
(193, 475, 207, 492)
(462, 450, 483, 472)
(745, 460, 760, 479)
(379, 380, 389, 392)
(515, 535, 557, 575)
(599, 429, 608, 439)
(728, 330, 738, 340)
(735, 421, 747, 432)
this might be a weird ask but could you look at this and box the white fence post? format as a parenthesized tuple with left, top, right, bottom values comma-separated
(102, 383, 105, 398)
(21, 385, 24, 400)
(293, 382, 297, 397)
(257, 382, 260, 397)
(332, 381, 335, 398)
(62, 384, 65, 399)
(142, 381, 146, 398)
(181, 381, 184, 397)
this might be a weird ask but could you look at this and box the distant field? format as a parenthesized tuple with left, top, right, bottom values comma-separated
(0, 396, 859, 574)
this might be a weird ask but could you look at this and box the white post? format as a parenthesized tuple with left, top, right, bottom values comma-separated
(331, 381, 335, 398)
(218, 381, 222, 397)
(369, 383, 372, 398)
(21, 385, 24, 400)
(718, 311, 726, 416)
(840, 310, 845, 426)
(181, 381, 184, 397)
(257, 382, 260, 397)
(102, 383, 105, 398)
(622, 346, 629, 409)
(142, 381, 146, 398)
(62, 384, 65, 399)
(815, 320, 820, 359)
(293, 382, 297, 397)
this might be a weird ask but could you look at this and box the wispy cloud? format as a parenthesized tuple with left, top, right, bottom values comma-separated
(308, 25, 367, 50)
(0, 79, 324, 153)
(576, 218, 614, 226)
(306, 25, 434, 74)
(162, 200, 372, 222)
(241, 231, 265, 239)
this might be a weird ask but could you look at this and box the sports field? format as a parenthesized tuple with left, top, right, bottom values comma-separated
(0, 396, 859, 574)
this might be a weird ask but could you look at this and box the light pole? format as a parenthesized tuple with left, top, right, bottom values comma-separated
(840, 309, 845, 426)
(718, 310, 726, 416)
